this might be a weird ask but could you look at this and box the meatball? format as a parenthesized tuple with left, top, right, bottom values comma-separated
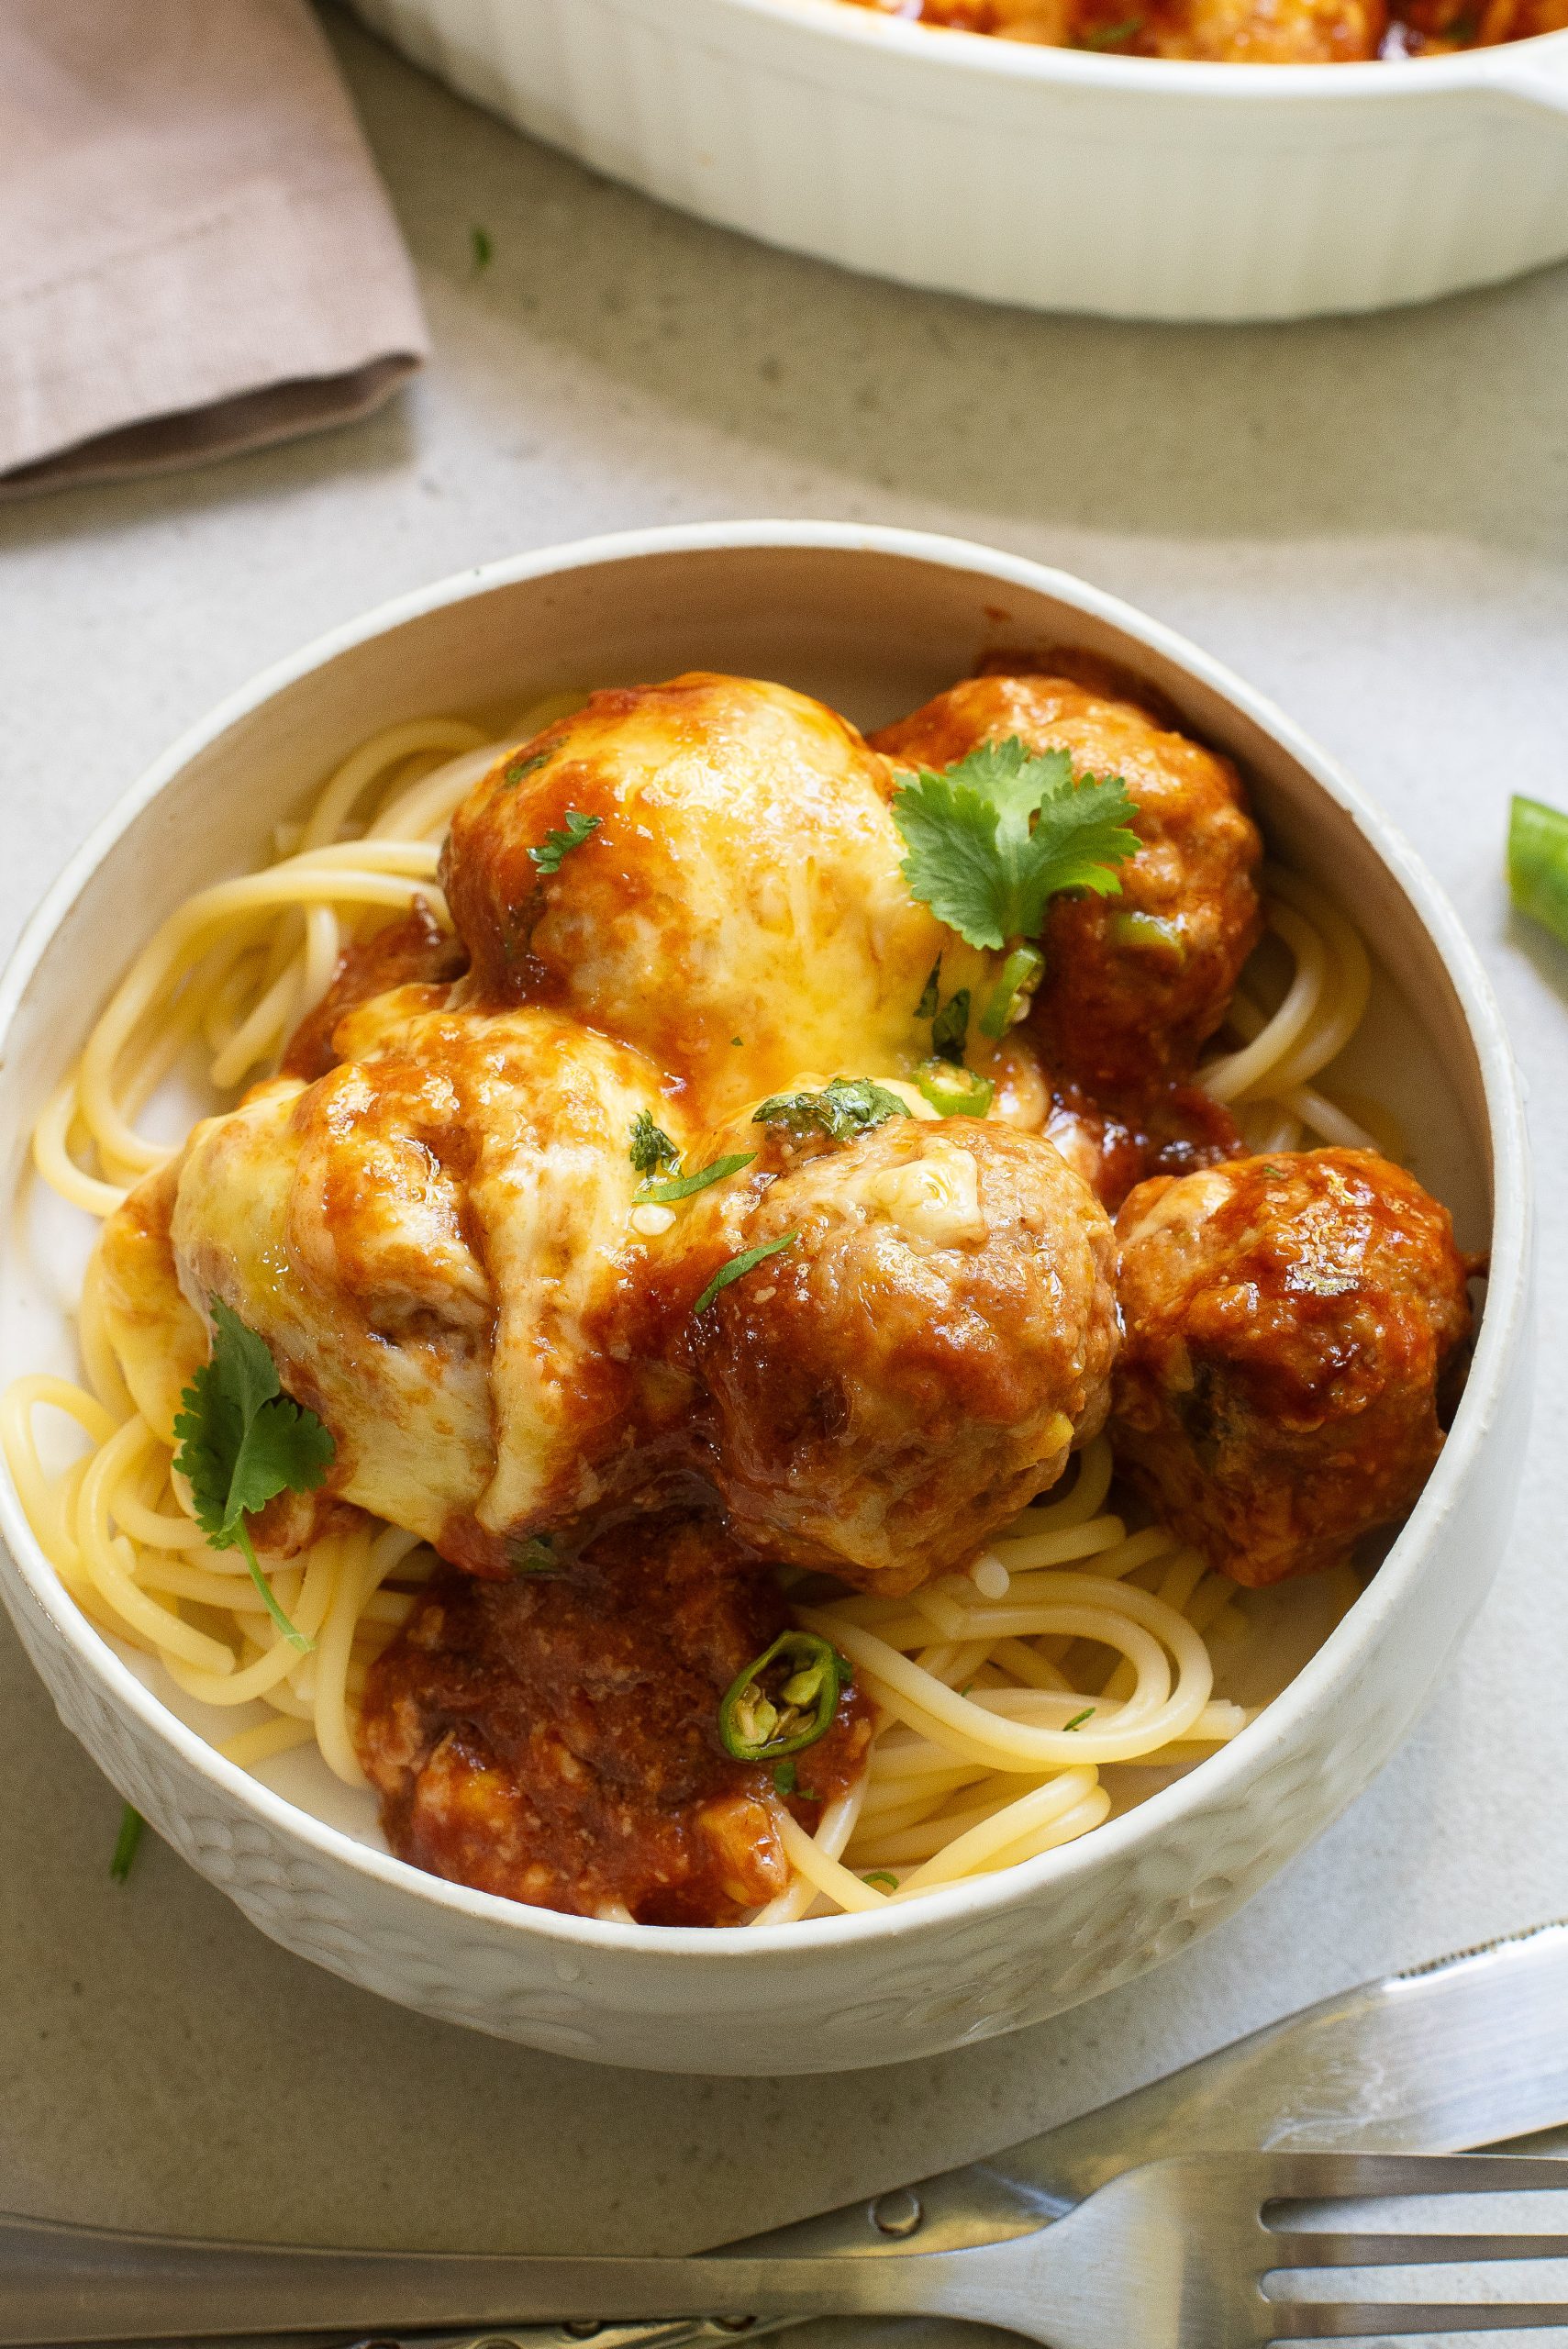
(845, 0, 1383, 51)
(1110, 1149, 1473, 1586)
(681, 1114, 1119, 1596)
(872, 673, 1262, 1095)
(357, 1514, 871, 1925)
(440, 673, 973, 1120)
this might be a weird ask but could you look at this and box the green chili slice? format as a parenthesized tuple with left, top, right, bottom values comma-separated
(110, 1803, 144, 1883)
(1109, 909, 1184, 959)
(914, 1057, 995, 1119)
(1508, 794, 1568, 950)
(978, 943, 1046, 1039)
(720, 1630, 844, 1762)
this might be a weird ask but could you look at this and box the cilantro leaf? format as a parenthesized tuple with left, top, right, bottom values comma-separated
(892, 737, 1141, 953)
(692, 1231, 799, 1317)
(637, 1151, 755, 1205)
(629, 1109, 680, 1179)
(752, 1078, 912, 1144)
(172, 1298, 334, 1653)
(529, 810, 600, 872)
(929, 987, 971, 1064)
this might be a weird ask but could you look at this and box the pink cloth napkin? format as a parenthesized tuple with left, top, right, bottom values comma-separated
(0, 0, 428, 498)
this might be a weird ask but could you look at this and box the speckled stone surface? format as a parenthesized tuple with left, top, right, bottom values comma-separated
(2, 1, 1567, 2323)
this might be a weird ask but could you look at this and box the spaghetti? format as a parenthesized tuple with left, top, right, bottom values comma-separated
(3, 701, 1376, 1923)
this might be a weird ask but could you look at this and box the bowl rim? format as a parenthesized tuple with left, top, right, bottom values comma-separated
(0, 517, 1531, 1964)
(708, 0, 1568, 101)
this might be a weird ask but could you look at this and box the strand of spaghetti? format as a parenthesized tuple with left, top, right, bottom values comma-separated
(973, 1785, 1114, 1876)
(78, 866, 449, 1175)
(0, 1376, 120, 1579)
(806, 1582, 1214, 1765)
(988, 1635, 1073, 1693)
(218, 1715, 317, 1770)
(750, 1777, 868, 1925)
(1006, 1434, 1114, 1531)
(851, 1768, 1070, 1865)
(893, 1766, 1099, 1893)
(162, 1550, 334, 1707)
(370, 742, 506, 842)
(76, 1419, 236, 1668)
(1264, 864, 1373, 1092)
(208, 955, 306, 1089)
(313, 1526, 385, 1787)
(1198, 903, 1327, 1104)
(775, 1806, 890, 1913)
(300, 719, 488, 852)
(79, 1250, 137, 1418)
(31, 1082, 128, 1216)
(986, 1516, 1127, 1574)
(1283, 1083, 1380, 1150)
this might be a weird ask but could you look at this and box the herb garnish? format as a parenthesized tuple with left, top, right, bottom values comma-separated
(720, 1631, 845, 1761)
(916, 960, 942, 1020)
(628, 1109, 680, 1179)
(509, 1535, 564, 1577)
(893, 738, 1140, 954)
(752, 1077, 912, 1144)
(110, 1803, 144, 1884)
(172, 1300, 334, 1653)
(501, 748, 550, 789)
(929, 987, 972, 1064)
(637, 1152, 756, 1206)
(692, 1231, 799, 1317)
(528, 810, 600, 872)
(1063, 1707, 1096, 1731)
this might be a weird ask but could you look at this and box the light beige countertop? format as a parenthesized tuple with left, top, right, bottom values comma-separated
(3, 6, 1567, 2333)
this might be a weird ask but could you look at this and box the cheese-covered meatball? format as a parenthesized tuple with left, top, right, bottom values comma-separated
(111, 996, 701, 1574)
(441, 674, 978, 1120)
(1110, 1150, 1473, 1586)
(873, 674, 1262, 1095)
(680, 1112, 1119, 1595)
(358, 1514, 872, 1925)
(845, 0, 1383, 54)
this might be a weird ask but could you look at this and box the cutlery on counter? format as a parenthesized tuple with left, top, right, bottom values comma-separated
(6, 1916, 1568, 2348)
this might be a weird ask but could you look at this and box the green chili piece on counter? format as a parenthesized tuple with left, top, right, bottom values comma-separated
(978, 943, 1047, 1039)
(719, 1630, 844, 1762)
(1508, 795, 1568, 951)
(110, 1804, 144, 1883)
(913, 1057, 995, 1119)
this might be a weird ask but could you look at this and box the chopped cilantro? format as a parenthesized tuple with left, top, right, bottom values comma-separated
(110, 1804, 144, 1884)
(529, 810, 600, 872)
(628, 1109, 680, 1179)
(773, 1761, 797, 1796)
(637, 1151, 755, 1205)
(471, 224, 495, 270)
(1064, 1707, 1095, 1731)
(893, 738, 1140, 953)
(172, 1299, 334, 1653)
(509, 1535, 564, 1577)
(752, 1078, 912, 1144)
(692, 1231, 799, 1317)
(501, 748, 550, 789)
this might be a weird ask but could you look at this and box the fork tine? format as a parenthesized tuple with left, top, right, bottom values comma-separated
(1268, 2302, 1568, 2338)
(1269, 2227, 1568, 2266)
(1259, 2152, 1568, 2198)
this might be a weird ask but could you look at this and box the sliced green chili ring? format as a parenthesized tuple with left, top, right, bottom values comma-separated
(914, 1057, 995, 1119)
(1508, 794, 1568, 950)
(1109, 909, 1185, 960)
(862, 1871, 899, 1892)
(978, 943, 1047, 1040)
(720, 1630, 844, 1762)
(635, 1151, 755, 1205)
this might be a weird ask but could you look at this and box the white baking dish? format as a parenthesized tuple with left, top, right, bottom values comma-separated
(0, 522, 1531, 2072)
(346, 0, 1568, 321)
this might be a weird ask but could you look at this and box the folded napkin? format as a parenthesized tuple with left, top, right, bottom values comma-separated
(0, 0, 428, 498)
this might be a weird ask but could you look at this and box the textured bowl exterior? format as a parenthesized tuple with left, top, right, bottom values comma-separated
(346, 0, 1568, 322)
(0, 523, 1533, 2075)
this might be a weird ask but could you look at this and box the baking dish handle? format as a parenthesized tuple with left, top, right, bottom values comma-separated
(1485, 33, 1568, 118)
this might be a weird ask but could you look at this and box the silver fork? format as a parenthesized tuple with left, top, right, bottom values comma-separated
(6, 2152, 1568, 2346)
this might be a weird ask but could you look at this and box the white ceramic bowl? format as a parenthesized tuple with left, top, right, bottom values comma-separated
(0, 522, 1530, 2075)
(346, 0, 1568, 321)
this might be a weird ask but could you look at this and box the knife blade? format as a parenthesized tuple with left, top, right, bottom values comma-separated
(339, 1917, 1568, 2349)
